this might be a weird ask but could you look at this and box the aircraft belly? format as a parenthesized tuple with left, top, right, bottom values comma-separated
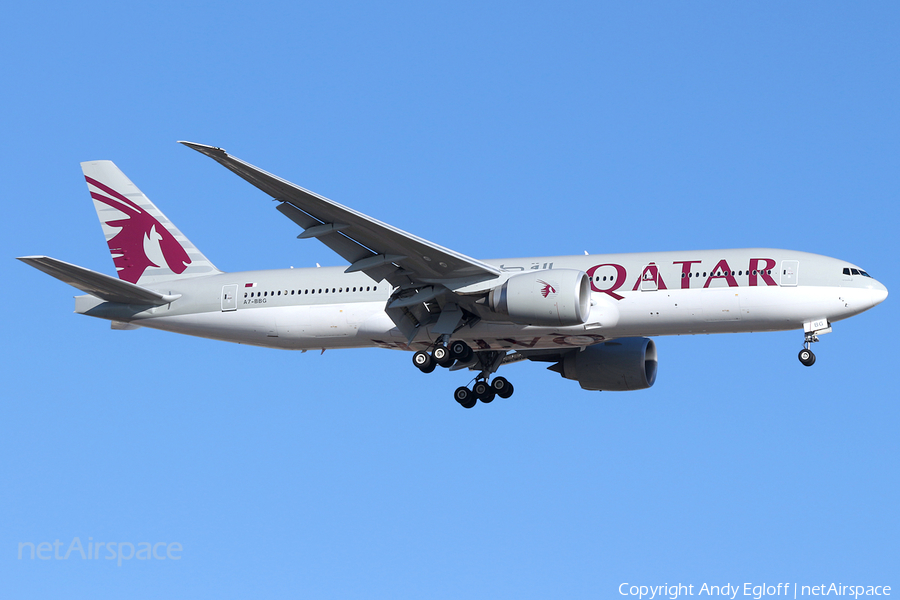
(131, 310, 279, 345)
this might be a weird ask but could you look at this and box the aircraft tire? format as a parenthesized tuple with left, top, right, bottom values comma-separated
(491, 377, 512, 398)
(449, 340, 473, 362)
(454, 386, 476, 408)
(492, 377, 513, 399)
(798, 349, 816, 367)
(433, 345, 453, 368)
(473, 380, 491, 400)
(413, 351, 436, 373)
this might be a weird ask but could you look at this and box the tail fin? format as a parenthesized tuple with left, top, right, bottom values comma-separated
(82, 160, 219, 285)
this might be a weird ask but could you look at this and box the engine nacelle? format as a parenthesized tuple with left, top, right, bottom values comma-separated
(488, 269, 591, 327)
(553, 337, 658, 391)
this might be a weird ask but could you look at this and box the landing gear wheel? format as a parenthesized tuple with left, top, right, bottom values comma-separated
(432, 345, 454, 368)
(413, 350, 435, 373)
(491, 376, 514, 399)
(473, 380, 491, 400)
(480, 390, 496, 404)
(798, 349, 816, 367)
(454, 386, 476, 409)
(449, 340, 473, 362)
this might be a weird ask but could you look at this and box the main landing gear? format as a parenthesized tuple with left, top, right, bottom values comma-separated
(412, 339, 469, 373)
(412, 340, 515, 408)
(453, 377, 514, 409)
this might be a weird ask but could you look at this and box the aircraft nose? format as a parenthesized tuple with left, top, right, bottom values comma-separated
(871, 281, 888, 307)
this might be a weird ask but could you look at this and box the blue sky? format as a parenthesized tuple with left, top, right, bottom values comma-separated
(1, 2, 897, 598)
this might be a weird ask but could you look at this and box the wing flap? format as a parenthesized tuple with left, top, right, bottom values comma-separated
(18, 256, 180, 305)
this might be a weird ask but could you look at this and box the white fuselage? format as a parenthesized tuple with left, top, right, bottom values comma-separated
(75, 248, 888, 353)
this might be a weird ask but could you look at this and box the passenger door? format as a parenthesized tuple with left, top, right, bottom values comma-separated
(221, 284, 238, 311)
(780, 261, 799, 287)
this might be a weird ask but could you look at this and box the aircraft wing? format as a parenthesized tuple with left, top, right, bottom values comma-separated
(180, 141, 501, 290)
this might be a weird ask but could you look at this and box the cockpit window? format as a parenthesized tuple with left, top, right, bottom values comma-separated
(844, 267, 873, 278)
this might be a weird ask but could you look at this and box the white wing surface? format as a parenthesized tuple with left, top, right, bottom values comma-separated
(179, 142, 501, 290)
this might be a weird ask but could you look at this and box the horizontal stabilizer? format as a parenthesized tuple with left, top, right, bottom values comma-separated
(17, 256, 181, 305)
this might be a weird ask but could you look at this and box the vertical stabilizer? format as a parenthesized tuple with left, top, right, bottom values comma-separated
(81, 160, 219, 285)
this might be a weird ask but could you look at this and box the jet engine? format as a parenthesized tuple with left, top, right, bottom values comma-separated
(488, 269, 591, 327)
(551, 337, 658, 391)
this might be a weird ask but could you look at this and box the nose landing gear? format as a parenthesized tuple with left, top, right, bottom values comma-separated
(798, 331, 819, 367)
(798, 319, 831, 367)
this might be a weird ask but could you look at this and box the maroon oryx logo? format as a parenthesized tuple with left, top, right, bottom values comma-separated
(86, 176, 191, 283)
(538, 280, 557, 298)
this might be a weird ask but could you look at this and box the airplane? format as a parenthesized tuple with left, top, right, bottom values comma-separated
(18, 142, 889, 408)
